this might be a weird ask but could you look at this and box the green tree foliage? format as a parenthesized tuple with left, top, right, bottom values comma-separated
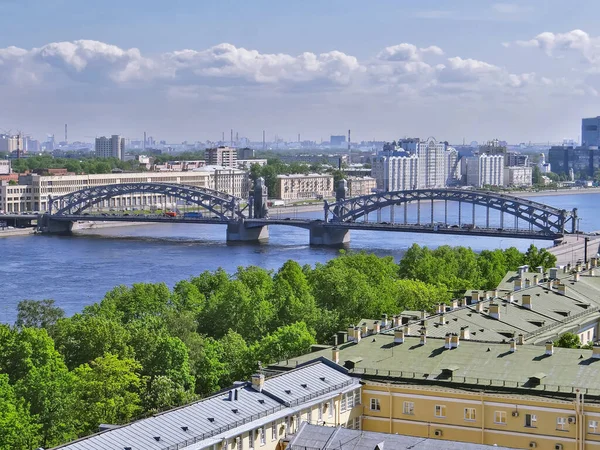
(554, 332, 581, 349)
(0, 374, 39, 450)
(523, 244, 557, 270)
(16, 299, 65, 329)
(10, 155, 143, 175)
(72, 354, 143, 434)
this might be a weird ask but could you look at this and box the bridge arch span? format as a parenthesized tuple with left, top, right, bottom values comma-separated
(326, 189, 576, 235)
(48, 183, 244, 220)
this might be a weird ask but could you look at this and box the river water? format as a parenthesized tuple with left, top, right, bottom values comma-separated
(1, 192, 598, 323)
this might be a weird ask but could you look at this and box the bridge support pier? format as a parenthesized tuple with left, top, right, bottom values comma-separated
(37, 216, 73, 234)
(309, 225, 350, 246)
(226, 221, 269, 242)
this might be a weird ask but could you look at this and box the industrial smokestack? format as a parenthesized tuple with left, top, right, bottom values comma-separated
(65, 124, 68, 143)
(222, 131, 225, 143)
(143, 131, 146, 151)
(298, 133, 300, 143)
(263, 130, 266, 151)
(230, 129, 233, 147)
(348, 129, 351, 163)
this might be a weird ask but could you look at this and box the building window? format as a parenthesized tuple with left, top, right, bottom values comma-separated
(403, 402, 414, 415)
(318, 403, 323, 420)
(341, 395, 347, 412)
(347, 392, 354, 409)
(557, 417, 567, 431)
(494, 411, 507, 424)
(355, 389, 361, 406)
(435, 405, 446, 418)
(525, 414, 537, 428)
(464, 408, 476, 421)
(307, 408, 312, 423)
(249, 430, 254, 450)
(328, 400, 334, 418)
(370, 398, 381, 411)
(589, 420, 599, 434)
(271, 422, 277, 441)
(354, 417, 361, 430)
(260, 426, 265, 446)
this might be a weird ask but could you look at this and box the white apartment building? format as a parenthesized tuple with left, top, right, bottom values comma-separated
(2, 169, 250, 213)
(237, 159, 268, 169)
(466, 154, 505, 188)
(445, 147, 461, 185)
(371, 153, 419, 191)
(417, 139, 447, 188)
(54, 362, 362, 450)
(275, 174, 334, 200)
(205, 146, 237, 168)
(95, 135, 125, 160)
(503, 166, 533, 187)
(0, 159, 11, 175)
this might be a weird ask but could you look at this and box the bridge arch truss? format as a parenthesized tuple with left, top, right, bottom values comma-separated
(325, 189, 576, 236)
(48, 183, 245, 220)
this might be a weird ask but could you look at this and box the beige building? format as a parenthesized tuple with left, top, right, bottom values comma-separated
(504, 166, 533, 187)
(347, 176, 377, 197)
(2, 169, 250, 213)
(275, 173, 334, 201)
(205, 146, 237, 168)
(0, 159, 10, 175)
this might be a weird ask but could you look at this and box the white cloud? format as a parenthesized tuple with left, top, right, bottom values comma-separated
(512, 29, 600, 64)
(377, 43, 444, 62)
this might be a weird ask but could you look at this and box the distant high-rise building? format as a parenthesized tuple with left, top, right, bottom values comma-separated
(417, 138, 447, 188)
(548, 145, 600, 177)
(95, 135, 125, 160)
(582, 116, 600, 147)
(371, 151, 420, 191)
(205, 146, 237, 167)
(237, 147, 255, 160)
(330, 135, 346, 147)
(466, 154, 504, 188)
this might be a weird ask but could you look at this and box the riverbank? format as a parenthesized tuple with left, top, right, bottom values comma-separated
(0, 228, 35, 237)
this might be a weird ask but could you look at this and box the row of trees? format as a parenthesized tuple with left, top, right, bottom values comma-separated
(9, 155, 143, 175)
(0, 245, 555, 449)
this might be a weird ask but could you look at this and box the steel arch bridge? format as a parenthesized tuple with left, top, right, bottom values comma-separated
(325, 189, 577, 235)
(48, 183, 245, 220)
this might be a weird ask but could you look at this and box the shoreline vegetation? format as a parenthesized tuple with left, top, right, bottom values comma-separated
(0, 245, 556, 449)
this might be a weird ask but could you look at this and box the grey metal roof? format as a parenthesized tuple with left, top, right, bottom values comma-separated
(52, 362, 355, 450)
(288, 423, 519, 450)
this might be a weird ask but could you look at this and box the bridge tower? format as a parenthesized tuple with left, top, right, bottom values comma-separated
(226, 177, 270, 242)
(310, 179, 350, 246)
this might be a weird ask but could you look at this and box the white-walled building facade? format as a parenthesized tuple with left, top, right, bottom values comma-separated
(466, 154, 505, 188)
(503, 166, 533, 187)
(417, 139, 447, 188)
(275, 174, 334, 200)
(371, 152, 419, 191)
(95, 135, 125, 160)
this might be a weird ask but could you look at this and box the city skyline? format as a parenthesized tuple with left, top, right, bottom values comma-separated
(2, 1, 600, 143)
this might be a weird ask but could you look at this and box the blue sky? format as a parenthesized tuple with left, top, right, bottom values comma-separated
(1, 0, 600, 143)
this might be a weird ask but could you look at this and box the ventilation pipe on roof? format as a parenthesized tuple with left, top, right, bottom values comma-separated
(420, 329, 427, 345)
(347, 325, 355, 342)
(444, 333, 451, 349)
(524, 278, 531, 288)
(546, 280, 553, 290)
(545, 341, 554, 356)
(393, 315, 401, 327)
(517, 334, 525, 345)
(373, 321, 381, 334)
(354, 326, 362, 343)
(591, 257, 598, 268)
(508, 293, 515, 302)
(439, 313, 446, 325)
(404, 324, 411, 336)
(509, 338, 517, 353)
(437, 304, 444, 314)
(574, 272, 580, 282)
(489, 303, 500, 320)
(522, 294, 532, 310)
(533, 275, 539, 285)
(332, 346, 340, 364)
(514, 278, 522, 291)
(549, 268, 558, 279)
(421, 310, 427, 320)
(591, 268, 596, 277)
(451, 299, 458, 310)
(475, 302, 483, 313)
(557, 284, 566, 296)
(472, 291, 480, 302)
(536, 266, 544, 274)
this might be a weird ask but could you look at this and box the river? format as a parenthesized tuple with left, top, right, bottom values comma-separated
(1, 192, 598, 323)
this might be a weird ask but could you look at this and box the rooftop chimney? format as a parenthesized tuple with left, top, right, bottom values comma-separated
(450, 333, 460, 349)
(593, 343, 600, 359)
(475, 302, 483, 313)
(421, 310, 427, 320)
(545, 341, 554, 356)
(354, 326, 362, 343)
(524, 278, 531, 288)
(444, 333, 451, 349)
(437, 304, 444, 314)
(403, 324, 411, 336)
(517, 334, 525, 345)
(420, 329, 427, 345)
(381, 314, 388, 328)
(514, 278, 522, 291)
(522, 294, 532, 310)
(347, 325, 355, 341)
(439, 313, 446, 325)
(549, 268, 558, 279)
(460, 326, 470, 340)
(394, 329, 405, 344)
(533, 275, 539, 285)
(489, 303, 500, 320)
(393, 315, 401, 327)
(546, 280, 553, 290)
(373, 321, 381, 334)
(536, 266, 544, 274)
(451, 299, 458, 310)
(509, 338, 517, 353)
(508, 293, 515, 303)
(574, 272, 580, 282)
(471, 291, 480, 303)
(591, 268, 596, 277)
(591, 257, 598, 268)
(361, 323, 368, 337)
(332, 347, 340, 364)
(557, 284, 566, 296)
(251, 374, 265, 392)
